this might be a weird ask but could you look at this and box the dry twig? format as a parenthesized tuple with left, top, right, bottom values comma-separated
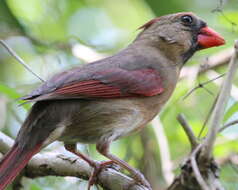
(180, 48, 233, 79)
(0, 39, 45, 82)
(219, 119, 238, 132)
(182, 74, 224, 100)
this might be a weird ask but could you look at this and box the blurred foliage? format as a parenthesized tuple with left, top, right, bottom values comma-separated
(0, 0, 238, 190)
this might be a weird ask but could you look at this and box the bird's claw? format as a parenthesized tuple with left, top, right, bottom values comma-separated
(132, 169, 152, 190)
(87, 160, 151, 190)
(87, 160, 115, 190)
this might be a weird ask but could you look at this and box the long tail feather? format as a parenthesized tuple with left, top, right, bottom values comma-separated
(0, 143, 41, 190)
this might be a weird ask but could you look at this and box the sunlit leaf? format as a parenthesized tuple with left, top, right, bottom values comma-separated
(224, 101, 238, 123)
(219, 11, 238, 33)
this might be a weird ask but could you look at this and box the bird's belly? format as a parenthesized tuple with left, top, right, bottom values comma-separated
(58, 98, 159, 144)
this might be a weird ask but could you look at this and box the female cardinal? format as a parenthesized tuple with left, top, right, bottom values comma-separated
(0, 12, 225, 190)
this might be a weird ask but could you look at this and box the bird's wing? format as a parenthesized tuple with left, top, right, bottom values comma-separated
(22, 68, 164, 101)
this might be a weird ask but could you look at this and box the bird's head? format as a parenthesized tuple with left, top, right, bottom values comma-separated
(136, 12, 225, 63)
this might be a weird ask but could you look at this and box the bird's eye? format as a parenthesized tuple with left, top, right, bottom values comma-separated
(181, 15, 193, 25)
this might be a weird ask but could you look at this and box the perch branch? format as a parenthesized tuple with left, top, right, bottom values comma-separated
(202, 40, 238, 159)
(0, 39, 45, 82)
(0, 132, 148, 190)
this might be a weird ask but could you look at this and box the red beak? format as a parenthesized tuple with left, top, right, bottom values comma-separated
(197, 26, 225, 49)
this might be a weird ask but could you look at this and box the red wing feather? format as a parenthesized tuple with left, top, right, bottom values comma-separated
(23, 68, 164, 101)
(55, 80, 123, 98)
(54, 68, 164, 99)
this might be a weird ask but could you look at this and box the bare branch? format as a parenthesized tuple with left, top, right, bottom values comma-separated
(177, 114, 198, 149)
(202, 40, 238, 159)
(190, 145, 210, 190)
(0, 132, 149, 190)
(198, 93, 218, 139)
(180, 48, 233, 79)
(219, 119, 238, 132)
(0, 39, 45, 82)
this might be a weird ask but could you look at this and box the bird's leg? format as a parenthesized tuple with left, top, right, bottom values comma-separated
(96, 142, 152, 190)
(64, 144, 114, 190)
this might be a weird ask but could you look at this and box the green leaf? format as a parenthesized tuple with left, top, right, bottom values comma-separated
(219, 11, 238, 33)
(30, 183, 42, 190)
(0, 83, 30, 110)
(224, 102, 238, 122)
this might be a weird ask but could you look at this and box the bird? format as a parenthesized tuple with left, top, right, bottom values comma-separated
(0, 12, 225, 190)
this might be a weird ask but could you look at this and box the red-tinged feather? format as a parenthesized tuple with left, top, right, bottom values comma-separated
(138, 18, 160, 30)
(135, 88, 164, 97)
(0, 144, 42, 190)
(54, 68, 164, 99)
(22, 68, 164, 101)
(55, 80, 122, 98)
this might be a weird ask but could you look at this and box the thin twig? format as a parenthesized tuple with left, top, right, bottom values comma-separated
(0, 40, 45, 82)
(198, 94, 218, 139)
(219, 119, 238, 132)
(180, 48, 233, 79)
(183, 74, 225, 100)
(206, 70, 238, 100)
(202, 40, 238, 159)
(177, 114, 198, 149)
(211, 0, 224, 13)
(220, 11, 238, 33)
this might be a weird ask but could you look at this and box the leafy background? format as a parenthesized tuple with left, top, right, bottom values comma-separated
(0, 0, 238, 189)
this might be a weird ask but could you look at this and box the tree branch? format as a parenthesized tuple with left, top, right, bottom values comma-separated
(180, 48, 233, 79)
(177, 114, 198, 149)
(219, 119, 238, 132)
(0, 132, 149, 190)
(190, 145, 210, 190)
(202, 40, 238, 159)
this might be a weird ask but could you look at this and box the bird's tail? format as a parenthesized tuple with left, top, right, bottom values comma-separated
(0, 143, 42, 190)
(0, 101, 60, 189)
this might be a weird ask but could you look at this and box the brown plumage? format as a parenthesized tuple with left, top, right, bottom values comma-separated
(0, 12, 225, 190)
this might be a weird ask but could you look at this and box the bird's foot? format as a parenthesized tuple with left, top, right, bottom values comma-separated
(88, 160, 115, 190)
(130, 169, 152, 190)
